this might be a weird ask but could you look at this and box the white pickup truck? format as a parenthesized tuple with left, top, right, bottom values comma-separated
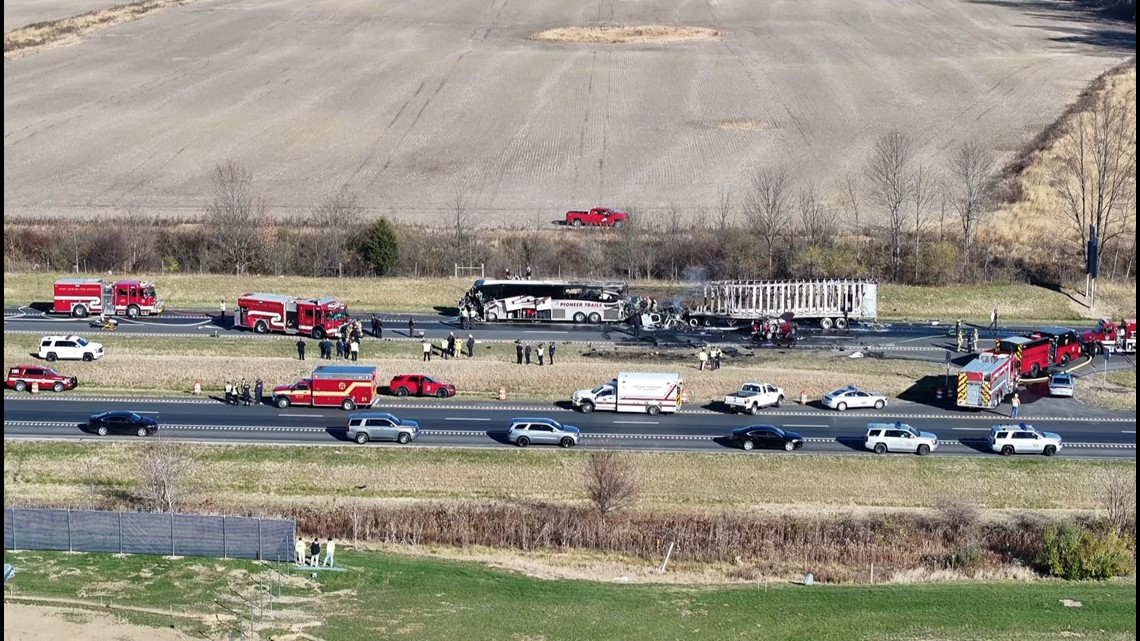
(723, 382, 785, 414)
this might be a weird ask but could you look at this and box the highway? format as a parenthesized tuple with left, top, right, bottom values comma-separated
(4, 395, 1135, 459)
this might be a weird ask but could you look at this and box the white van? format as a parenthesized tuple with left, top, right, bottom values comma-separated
(571, 372, 683, 415)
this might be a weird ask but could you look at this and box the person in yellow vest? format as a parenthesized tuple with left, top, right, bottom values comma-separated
(1011, 393, 1021, 418)
(295, 536, 306, 566)
(323, 538, 336, 567)
(956, 329, 964, 352)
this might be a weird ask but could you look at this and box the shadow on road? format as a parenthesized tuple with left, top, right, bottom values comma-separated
(834, 436, 868, 453)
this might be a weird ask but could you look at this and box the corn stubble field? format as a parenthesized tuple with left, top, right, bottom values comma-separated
(3, 0, 1134, 222)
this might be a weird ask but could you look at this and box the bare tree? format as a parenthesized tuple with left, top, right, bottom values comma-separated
(1101, 468, 1136, 534)
(797, 182, 829, 248)
(744, 167, 793, 276)
(866, 131, 915, 281)
(310, 189, 362, 277)
(949, 140, 997, 278)
(584, 450, 639, 516)
(204, 160, 269, 275)
(1050, 88, 1137, 267)
(120, 207, 155, 272)
(137, 437, 196, 513)
(452, 187, 471, 263)
(842, 172, 863, 235)
(716, 186, 733, 233)
(911, 164, 935, 282)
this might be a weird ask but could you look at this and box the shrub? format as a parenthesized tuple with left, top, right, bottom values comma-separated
(1037, 522, 1133, 580)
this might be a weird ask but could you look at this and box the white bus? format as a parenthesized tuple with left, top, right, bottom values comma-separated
(464, 279, 628, 323)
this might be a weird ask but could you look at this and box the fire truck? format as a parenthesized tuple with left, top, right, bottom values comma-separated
(236, 293, 349, 339)
(1026, 327, 1083, 366)
(272, 365, 379, 411)
(956, 352, 1018, 410)
(53, 278, 164, 318)
(1081, 318, 1137, 355)
(991, 335, 1053, 378)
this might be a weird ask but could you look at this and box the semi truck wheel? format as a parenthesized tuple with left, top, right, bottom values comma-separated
(819, 318, 834, 330)
(835, 318, 848, 330)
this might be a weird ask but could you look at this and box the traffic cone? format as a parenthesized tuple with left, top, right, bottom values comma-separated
(498, 385, 507, 401)
(30, 381, 40, 395)
(799, 389, 808, 405)
(193, 380, 202, 396)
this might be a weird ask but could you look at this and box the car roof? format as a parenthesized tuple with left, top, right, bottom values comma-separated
(827, 385, 859, 394)
(735, 424, 781, 433)
(990, 423, 1036, 433)
(1050, 372, 1073, 379)
(42, 335, 86, 341)
(349, 412, 399, 421)
(511, 417, 561, 425)
(96, 410, 141, 417)
(867, 422, 915, 431)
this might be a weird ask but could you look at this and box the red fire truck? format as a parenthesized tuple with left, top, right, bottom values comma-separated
(1081, 318, 1137, 355)
(53, 278, 164, 318)
(991, 335, 1053, 378)
(236, 293, 349, 339)
(956, 352, 1018, 410)
(272, 365, 379, 411)
(1026, 327, 1083, 366)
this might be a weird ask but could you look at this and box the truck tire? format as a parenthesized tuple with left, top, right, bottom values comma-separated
(14, 381, 27, 392)
(45, 352, 57, 362)
(516, 436, 530, 448)
(647, 405, 661, 415)
(775, 395, 783, 408)
(588, 312, 602, 324)
(873, 443, 887, 454)
(397, 432, 412, 445)
(396, 387, 410, 397)
(1030, 363, 1040, 378)
(572, 219, 583, 227)
(747, 404, 759, 415)
(1043, 445, 1057, 457)
(1001, 445, 1014, 456)
(1060, 353, 1070, 365)
(573, 312, 587, 324)
(127, 305, 140, 318)
(579, 400, 595, 413)
(612, 220, 623, 228)
(486, 311, 499, 321)
(341, 398, 356, 411)
(312, 327, 326, 340)
(82, 353, 94, 362)
(254, 321, 269, 334)
(53, 382, 65, 392)
(73, 305, 88, 318)
(276, 397, 290, 409)
(835, 317, 848, 330)
(819, 317, 834, 331)
(916, 444, 930, 456)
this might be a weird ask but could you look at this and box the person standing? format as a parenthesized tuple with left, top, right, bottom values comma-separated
(219, 300, 227, 326)
(524, 343, 532, 365)
(989, 308, 998, 331)
(467, 334, 475, 358)
(296, 338, 306, 361)
(698, 348, 708, 371)
(295, 537, 307, 566)
(447, 333, 456, 358)
(408, 318, 416, 337)
(525, 265, 533, 280)
(335, 337, 344, 359)
(537, 342, 545, 366)
(323, 538, 336, 567)
(422, 338, 432, 362)
(459, 307, 468, 330)
(376, 317, 383, 339)
(516, 342, 524, 365)
(631, 312, 641, 338)
(254, 378, 264, 406)
(309, 539, 321, 567)
(956, 329, 964, 353)
(350, 339, 360, 361)
(241, 379, 251, 406)
(971, 328, 979, 352)
(1011, 393, 1021, 418)
(713, 347, 722, 371)
(548, 342, 555, 365)
(224, 380, 234, 405)
(438, 337, 448, 360)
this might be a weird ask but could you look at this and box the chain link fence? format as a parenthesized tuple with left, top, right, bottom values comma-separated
(3, 508, 295, 561)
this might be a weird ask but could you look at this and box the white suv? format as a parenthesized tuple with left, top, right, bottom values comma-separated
(988, 424, 1062, 457)
(38, 335, 104, 362)
(864, 422, 939, 456)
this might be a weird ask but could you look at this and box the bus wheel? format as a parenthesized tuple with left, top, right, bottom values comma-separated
(573, 312, 587, 324)
(486, 311, 499, 321)
(588, 312, 602, 324)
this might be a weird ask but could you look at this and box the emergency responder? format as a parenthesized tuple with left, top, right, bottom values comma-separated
(224, 381, 234, 405)
(296, 338, 306, 360)
(956, 329, 964, 352)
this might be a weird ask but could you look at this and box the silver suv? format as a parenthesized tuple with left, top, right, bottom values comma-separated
(864, 422, 939, 455)
(988, 423, 1062, 457)
(38, 335, 104, 362)
(508, 417, 580, 448)
(346, 412, 419, 445)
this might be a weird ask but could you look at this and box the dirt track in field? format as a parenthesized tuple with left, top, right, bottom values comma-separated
(3, 0, 1134, 225)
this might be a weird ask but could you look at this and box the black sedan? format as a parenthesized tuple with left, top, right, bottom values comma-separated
(87, 411, 159, 437)
(729, 425, 804, 452)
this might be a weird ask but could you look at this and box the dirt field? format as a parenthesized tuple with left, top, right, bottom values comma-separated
(4, 602, 192, 641)
(3, 0, 127, 30)
(3, 0, 1134, 224)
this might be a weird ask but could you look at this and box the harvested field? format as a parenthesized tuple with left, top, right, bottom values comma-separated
(4, 0, 126, 30)
(532, 25, 721, 44)
(3, 0, 1134, 223)
(4, 0, 190, 58)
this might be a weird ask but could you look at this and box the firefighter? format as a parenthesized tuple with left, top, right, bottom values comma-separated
(956, 329, 964, 353)
(954, 319, 962, 337)
(224, 381, 234, 405)
(408, 318, 416, 337)
(241, 379, 251, 406)
(296, 338, 306, 361)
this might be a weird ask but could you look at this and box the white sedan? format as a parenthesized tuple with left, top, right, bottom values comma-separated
(821, 385, 887, 411)
(1048, 373, 1075, 397)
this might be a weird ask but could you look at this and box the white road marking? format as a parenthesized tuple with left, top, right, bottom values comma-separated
(613, 420, 659, 425)
(1122, 430, 1136, 434)
(522, 330, 568, 333)
(952, 427, 990, 431)
(278, 413, 326, 417)
(445, 417, 491, 421)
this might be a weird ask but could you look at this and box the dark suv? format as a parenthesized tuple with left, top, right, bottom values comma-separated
(6, 365, 78, 392)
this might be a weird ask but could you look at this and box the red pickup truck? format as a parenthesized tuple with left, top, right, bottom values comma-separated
(565, 207, 628, 227)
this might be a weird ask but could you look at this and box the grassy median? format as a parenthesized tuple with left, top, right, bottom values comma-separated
(5, 272, 1135, 322)
(3, 550, 1135, 641)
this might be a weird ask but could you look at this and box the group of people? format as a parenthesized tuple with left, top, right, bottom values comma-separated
(515, 341, 555, 366)
(295, 536, 335, 567)
(501, 266, 534, 280)
(224, 378, 263, 406)
(315, 335, 361, 360)
(954, 319, 981, 353)
(422, 333, 477, 360)
(696, 347, 723, 371)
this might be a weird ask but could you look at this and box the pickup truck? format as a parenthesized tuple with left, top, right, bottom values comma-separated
(723, 382, 785, 414)
(565, 207, 628, 227)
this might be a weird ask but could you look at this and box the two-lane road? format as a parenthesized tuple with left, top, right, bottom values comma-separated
(4, 395, 1135, 459)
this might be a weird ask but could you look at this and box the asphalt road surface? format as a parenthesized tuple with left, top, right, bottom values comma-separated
(5, 395, 1134, 459)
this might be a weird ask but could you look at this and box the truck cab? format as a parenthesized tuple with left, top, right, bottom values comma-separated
(565, 207, 628, 227)
(572, 372, 682, 415)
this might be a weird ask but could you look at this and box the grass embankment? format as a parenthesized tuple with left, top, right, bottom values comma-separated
(5, 272, 1135, 321)
(1079, 369, 1138, 412)
(3, 550, 1136, 641)
(5, 441, 1132, 513)
(2, 333, 945, 403)
(4, 0, 193, 59)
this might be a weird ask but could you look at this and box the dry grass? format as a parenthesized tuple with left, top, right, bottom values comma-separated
(4, 0, 190, 59)
(5, 272, 1134, 321)
(5, 441, 1132, 513)
(531, 25, 721, 44)
(1078, 369, 1137, 412)
(2, 333, 940, 401)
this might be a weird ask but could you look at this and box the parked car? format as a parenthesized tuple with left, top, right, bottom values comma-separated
(346, 412, 420, 445)
(988, 423, 1062, 456)
(723, 382, 785, 414)
(864, 422, 938, 455)
(6, 365, 78, 392)
(1048, 372, 1075, 397)
(38, 335, 104, 362)
(389, 374, 456, 398)
(729, 425, 804, 451)
(822, 385, 887, 411)
(507, 417, 580, 448)
(87, 411, 158, 437)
